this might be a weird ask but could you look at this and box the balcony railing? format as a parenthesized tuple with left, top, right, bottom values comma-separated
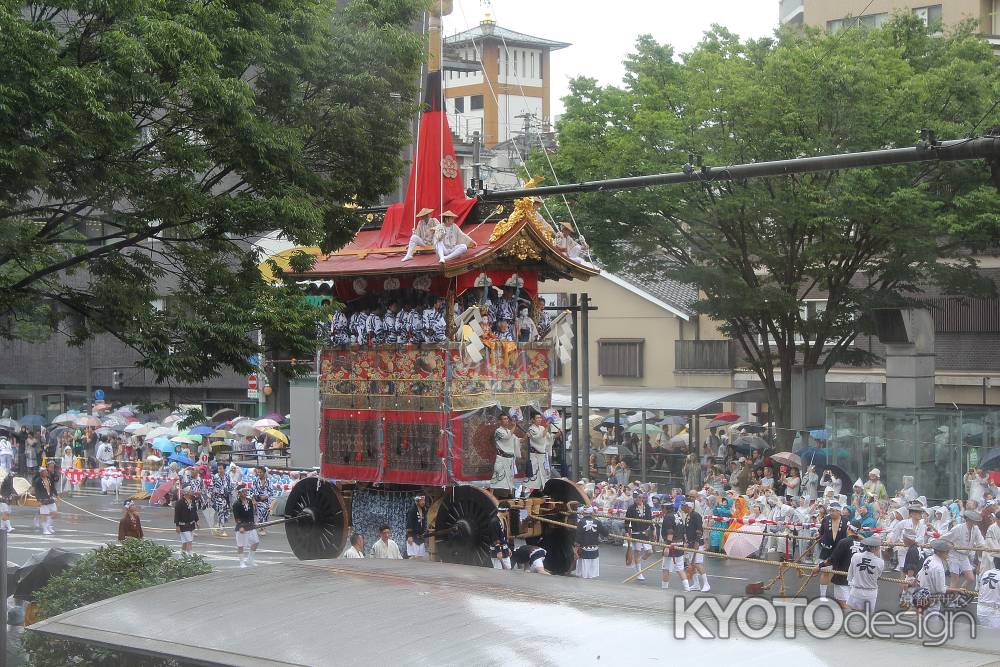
(674, 340, 738, 372)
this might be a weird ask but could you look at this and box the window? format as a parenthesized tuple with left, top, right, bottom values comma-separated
(470, 95, 484, 110)
(827, 12, 887, 33)
(513, 50, 517, 76)
(453, 96, 464, 113)
(538, 52, 544, 80)
(531, 52, 535, 78)
(598, 339, 644, 378)
(912, 5, 943, 28)
(521, 50, 526, 77)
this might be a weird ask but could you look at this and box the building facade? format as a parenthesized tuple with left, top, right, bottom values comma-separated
(443, 14, 568, 148)
(780, 0, 1000, 51)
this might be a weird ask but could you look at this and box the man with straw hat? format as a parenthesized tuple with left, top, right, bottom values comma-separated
(401, 207, 437, 262)
(432, 210, 476, 264)
(553, 221, 590, 262)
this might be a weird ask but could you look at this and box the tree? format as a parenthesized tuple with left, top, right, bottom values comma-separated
(21, 539, 211, 666)
(532, 16, 1000, 445)
(0, 0, 426, 382)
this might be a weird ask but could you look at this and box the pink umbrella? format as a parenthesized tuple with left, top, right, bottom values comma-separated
(723, 523, 765, 559)
(74, 415, 101, 428)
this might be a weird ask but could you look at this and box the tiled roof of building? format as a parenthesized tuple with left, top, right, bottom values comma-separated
(610, 269, 699, 318)
(445, 24, 570, 50)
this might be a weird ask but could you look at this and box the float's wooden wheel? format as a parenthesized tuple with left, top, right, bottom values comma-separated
(284, 478, 350, 560)
(530, 477, 590, 575)
(428, 485, 498, 568)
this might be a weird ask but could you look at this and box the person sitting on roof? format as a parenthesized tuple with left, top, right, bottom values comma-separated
(554, 222, 590, 263)
(401, 208, 437, 262)
(433, 210, 476, 264)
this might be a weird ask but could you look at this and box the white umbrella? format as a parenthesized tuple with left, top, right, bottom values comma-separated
(163, 414, 183, 425)
(253, 418, 280, 430)
(75, 415, 101, 427)
(170, 435, 195, 445)
(52, 413, 77, 425)
(145, 426, 172, 441)
(724, 523, 765, 559)
(0, 417, 19, 431)
(123, 422, 146, 433)
(231, 421, 257, 436)
(146, 455, 162, 463)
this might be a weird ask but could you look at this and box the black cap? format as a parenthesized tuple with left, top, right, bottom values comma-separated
(848, 519, 863, 532)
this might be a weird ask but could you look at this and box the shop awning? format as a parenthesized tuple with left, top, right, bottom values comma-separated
(551, 385, 767, 414)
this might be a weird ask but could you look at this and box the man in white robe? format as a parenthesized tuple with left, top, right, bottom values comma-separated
(341, 533, 365, 559)
(980, 508, 1000, 577)
(370, 525, 403, 559)
(490, 414, 520, 497)
(433, 210, 476, 263)
(401, 208, 436, 262)
(524, 413, 553, 492)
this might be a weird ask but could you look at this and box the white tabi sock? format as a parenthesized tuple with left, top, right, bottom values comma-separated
(690, 573, 701, 589)
(248, 550, 256, 566)
(819, 584, 828, 598)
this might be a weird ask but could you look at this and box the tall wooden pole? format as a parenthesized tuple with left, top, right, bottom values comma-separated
(580, 293, 592, 480)
(569, 294, 580, 480)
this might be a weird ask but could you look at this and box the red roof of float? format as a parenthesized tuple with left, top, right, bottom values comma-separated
(304, 213, 597, 280)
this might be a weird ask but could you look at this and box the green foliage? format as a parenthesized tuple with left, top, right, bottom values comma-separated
(21, 538, 211, 666)
(0, 0, 426, 382)
(530, 15, 1000, 440)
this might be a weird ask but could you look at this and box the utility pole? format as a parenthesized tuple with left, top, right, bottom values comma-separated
(568, 294, 579, 480)
(580, 293, 592, 478)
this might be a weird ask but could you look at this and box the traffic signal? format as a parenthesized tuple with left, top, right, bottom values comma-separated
(112, 370, 123, 390)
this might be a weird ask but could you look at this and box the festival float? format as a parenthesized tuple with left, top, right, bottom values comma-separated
(278, 66, 599, 573)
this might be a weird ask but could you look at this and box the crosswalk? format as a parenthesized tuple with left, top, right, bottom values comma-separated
(3, 502, 300, 570)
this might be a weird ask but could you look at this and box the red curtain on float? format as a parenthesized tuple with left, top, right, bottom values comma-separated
(372, 72, 477, 249)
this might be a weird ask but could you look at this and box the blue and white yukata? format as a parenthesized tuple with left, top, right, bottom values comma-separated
(423, 308, 447, 343)
(211, 473, 235, 528)
(330, 311, 350, 345)
(251, 475, 274, 525)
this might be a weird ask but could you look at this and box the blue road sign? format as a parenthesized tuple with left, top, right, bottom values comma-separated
(94, 389, 105, 401)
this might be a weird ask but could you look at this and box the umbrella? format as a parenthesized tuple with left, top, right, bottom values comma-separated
(0, 417, 19, 431)
(210, 408, 239, 423)
(704, 418, 735, 430)
(162, 414, 183, 425)
(599, 415, 626, 427)
(189, 425, 214, 436)
(625, 422, 662, 436)
(601, 445, 619, 456)
(625, 410, 657, 424)
(735, 422, 766, 434)
(723, 524, 764, 559)
(253, 418, 279, 430)
(209, 430, 230, 439)
(735, 435, 769, 451)
(711, 412, 740, 422)
(588, 414, 605, 429)
(123, 422, 147, 434)
(657, 416, 688, 427)
(168, 453, 195, 466)
(95, 427, 117, 437)
(264, 429, 288, 445)
(809, 428, 830, 441)
(144, 426, 172, 440)
(145, 455, 162, 463)
(170, 435, 195, 445)
(794, 446, 827, 468)
(980, 448, 1000, 470)
(231, 421, 256, 437)
(51, 413, 76, 425)
(771, 451, 802, 468)
(151, 437, 176, 454)
(210, 442, 233, 452)
(74, 415, 101, 427)
(14, 549, 82, 599)
(19, 415, 47, 427)
(114, 406, 136, 417)
(263, 413, 286, 425)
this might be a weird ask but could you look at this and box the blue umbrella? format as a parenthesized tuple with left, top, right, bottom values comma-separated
(600, 415, 626, 427)
(168, 453, 195, 466)
(152, 437, 177, 454)
(188, 425, 214, 436)
(19, 415, 47, 427)
(809, 429, 830, 441)
(794, 446, 828, 467)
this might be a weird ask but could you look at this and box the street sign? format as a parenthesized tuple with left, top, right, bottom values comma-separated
(247, 389, 259, 399)
(248, 374, 258, 399)
(94, 389, 105, 401)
